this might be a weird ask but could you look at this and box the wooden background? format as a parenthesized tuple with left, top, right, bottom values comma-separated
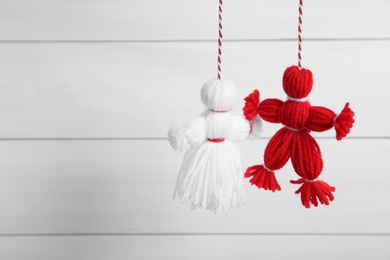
(0, 0, 389, 259)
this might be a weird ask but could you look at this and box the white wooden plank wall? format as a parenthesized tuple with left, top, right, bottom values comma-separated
(0, 0, 389, 259)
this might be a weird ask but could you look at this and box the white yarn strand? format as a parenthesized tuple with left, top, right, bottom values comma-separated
(333, 113, 340, 124)
(286, 126, 302, 132)
(287, 95, 309, 102)
(305, 176, 320, 183)
(263, 164, 273, 173)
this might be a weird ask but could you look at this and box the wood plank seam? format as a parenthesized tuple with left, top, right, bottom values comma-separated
(0, 233, 390, 237)
(0, 38, 389, 44)
(0, 137, 388, 141)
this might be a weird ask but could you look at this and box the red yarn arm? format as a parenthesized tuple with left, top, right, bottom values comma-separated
(258, 98, 283, 123)
(307, 103, 355, 140)
(306, 106, 336, 132)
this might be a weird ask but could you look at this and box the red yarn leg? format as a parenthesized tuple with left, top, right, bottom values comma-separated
(290, 131, 335, 208)
(245, 128, 293, 192)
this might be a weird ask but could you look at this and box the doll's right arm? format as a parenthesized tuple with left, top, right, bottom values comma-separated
(243, 89, 282, 124)
(168, 117, 207, 152)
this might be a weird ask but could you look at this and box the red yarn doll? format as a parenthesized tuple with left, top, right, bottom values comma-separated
(243, 65, 355, 208)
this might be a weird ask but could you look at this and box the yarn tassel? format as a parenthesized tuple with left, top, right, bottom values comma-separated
(245, 165, 281, 192)
(334, 102, 355, 140)
(174, 139, 244, 214)
(243, 89, 260, 121)
(290, 178, 335, 208)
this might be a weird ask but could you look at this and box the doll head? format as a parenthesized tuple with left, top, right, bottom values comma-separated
(282, 65, 313, 99)
(201, 78, 237, 111)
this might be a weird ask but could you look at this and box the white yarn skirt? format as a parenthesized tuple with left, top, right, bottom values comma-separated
(173, 140, 245, 214)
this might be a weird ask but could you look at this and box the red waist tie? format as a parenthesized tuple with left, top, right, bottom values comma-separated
(207, 138, 225, 143)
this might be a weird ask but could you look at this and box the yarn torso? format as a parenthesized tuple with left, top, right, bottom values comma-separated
(278, 101, 310, 130)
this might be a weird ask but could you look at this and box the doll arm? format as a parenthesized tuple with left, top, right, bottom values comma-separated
(306, 106, 335, 132)
(243, 89, 260, 121)
(243, 89, 282, 123)
(258, 98, 283, 123)
(307, 103, 355, 140)
(168, 117, 207, 152)
(248, 114, 262, 140)
(228, 115, 261, 141)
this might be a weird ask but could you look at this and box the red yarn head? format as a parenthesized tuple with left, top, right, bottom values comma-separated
(283, 66, 313, 98)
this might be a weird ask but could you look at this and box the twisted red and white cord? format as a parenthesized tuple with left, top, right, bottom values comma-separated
(217, 0, 223, 79)
(297, 0, 303, 69)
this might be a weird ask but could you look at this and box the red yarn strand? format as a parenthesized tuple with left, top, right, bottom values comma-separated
(207, 138, 225, 143)
(243, 89, 260, 121)
(217, 0, 223, 79)
(297, 0, 303, 69)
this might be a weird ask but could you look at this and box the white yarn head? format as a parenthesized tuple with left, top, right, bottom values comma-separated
(201, 78, 237, 111)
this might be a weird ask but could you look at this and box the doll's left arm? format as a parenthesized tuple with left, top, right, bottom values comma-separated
(306, 103, 355, 140)
(228, 115, 261, 141)
(168, 117, 207, 152)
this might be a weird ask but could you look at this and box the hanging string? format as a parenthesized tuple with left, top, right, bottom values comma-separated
(297, 0, 303, 69)
(217, 0, 223, 79)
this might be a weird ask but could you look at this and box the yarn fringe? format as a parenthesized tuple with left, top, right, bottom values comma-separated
(174, 141, 245, 214)
(245, 165, 281, 192)
(243, 89, 260, 121)
(334, 102, 355, 140)
(290, 178, 335, 208)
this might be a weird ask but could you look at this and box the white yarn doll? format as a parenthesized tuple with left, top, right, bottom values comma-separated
(168, 78, 262, 214)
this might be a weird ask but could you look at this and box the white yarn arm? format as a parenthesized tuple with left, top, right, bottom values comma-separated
(168, 117, 207, 152)
(227, 115, 251, 141)
(185, 117, 207, 146)
(248, 114, 262, 140)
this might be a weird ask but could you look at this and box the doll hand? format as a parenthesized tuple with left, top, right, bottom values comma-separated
(243, 89, 260, 121)
(168, 122, 190, 152)
(334, 102, 355, 140)
(249, 114, 262, 140)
